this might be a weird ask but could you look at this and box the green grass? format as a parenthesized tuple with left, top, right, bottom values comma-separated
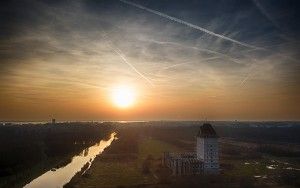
(223, 154, 300, 177)
(72, 137, 182, 188)
(75, 161, 146, 187)
(223, 159, 269, 177)
(138, 137, 183, 161)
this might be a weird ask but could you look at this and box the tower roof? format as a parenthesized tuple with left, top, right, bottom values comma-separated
(197, 123, 218, 138)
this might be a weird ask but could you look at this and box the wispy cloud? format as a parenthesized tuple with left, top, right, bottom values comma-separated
(102, 32, 154, 86)
(119, 0, 264, 50)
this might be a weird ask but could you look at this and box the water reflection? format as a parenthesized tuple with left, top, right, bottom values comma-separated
(24, 132, 116, 188)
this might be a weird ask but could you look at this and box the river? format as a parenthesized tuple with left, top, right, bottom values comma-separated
(24, 132, 117, 188)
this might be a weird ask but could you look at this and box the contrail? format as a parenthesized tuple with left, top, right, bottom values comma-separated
(252, 0, 280, 29)
(112, 47, 154, 86)
(155, 57, 219, 81)
(161, 57, 219, 72)
(144, 39, 243, 64)
(102, 33, 154, 86)
(239, 58, 258, 88)
(252, 0, 293, 43)
(239, 71, 253, 87)
(119, 0, 263, 50)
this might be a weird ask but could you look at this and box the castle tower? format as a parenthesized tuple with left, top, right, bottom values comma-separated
(196, 123, 219, 173)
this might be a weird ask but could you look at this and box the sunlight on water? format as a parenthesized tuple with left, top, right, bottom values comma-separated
(24, 132, 117, 188)
(266, 165, 276, 170)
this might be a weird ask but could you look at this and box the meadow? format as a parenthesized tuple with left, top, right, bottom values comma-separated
(66, 122, 300, 188)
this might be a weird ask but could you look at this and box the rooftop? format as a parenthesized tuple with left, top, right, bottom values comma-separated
(197, 123, 218, 138)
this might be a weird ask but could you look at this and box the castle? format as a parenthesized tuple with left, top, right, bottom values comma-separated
(162, 123, 219, 175)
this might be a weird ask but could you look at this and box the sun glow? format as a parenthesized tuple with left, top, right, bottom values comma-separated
(112, 86, 136, 108)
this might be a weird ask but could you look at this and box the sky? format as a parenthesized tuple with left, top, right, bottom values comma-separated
(0, 0, 299, 121)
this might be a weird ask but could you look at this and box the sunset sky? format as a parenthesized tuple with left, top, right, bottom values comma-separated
(0, 0, 299, 121)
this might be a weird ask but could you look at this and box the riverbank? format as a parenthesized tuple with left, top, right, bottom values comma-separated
(25, 133, 116, 188)
(65, 127, 183, 188)
(0, 123, 114, 188)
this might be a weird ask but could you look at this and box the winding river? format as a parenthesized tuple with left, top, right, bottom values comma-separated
(24, 132, 117, 188)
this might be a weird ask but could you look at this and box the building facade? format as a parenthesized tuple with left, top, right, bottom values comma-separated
(163, 152, 203, 176)
(163, 123, 219, 175)
(196, 123, 219, 173)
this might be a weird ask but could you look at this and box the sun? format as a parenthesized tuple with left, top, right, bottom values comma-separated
(112, 86, 136, 108)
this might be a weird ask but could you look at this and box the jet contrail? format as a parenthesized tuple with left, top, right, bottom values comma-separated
(144, 39, 243, 64)
(112, 47, 154, 86)
(102, 33, 154, 86)
(252, 0, 280, 29)
(119, 0, 263, 50)
(239, 58, 258, 88)
(252, 0, 294, 42)
(161, 57, 219, 71)
(239, 71, 253, 87)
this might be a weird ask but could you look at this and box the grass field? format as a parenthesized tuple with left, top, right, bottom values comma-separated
(67, 127, 300, 188)
(68, 135, 182, 188)
(138, 137, 183, 161)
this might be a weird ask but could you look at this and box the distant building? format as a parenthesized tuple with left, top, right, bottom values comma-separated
(196, 123, 219, 173)
(163, 123, 219, 175)
(163, 152, 202, 176)
(52, 118, 56, 125)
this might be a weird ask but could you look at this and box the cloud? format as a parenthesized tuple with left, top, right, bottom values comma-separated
(102, 32, 154, 86)
(119, 0, 264, 50)
(0, 0, 299, 120)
